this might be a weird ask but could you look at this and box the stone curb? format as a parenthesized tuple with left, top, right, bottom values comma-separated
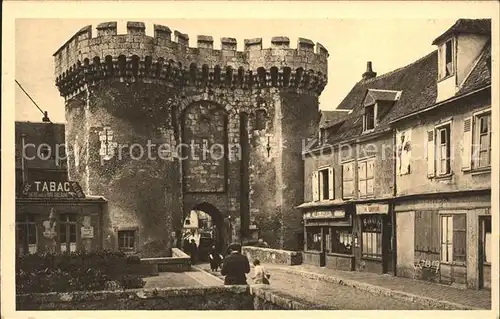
(272, 266, 483, 310)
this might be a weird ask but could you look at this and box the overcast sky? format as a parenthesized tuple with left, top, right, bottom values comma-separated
(15, 18, 458, 123)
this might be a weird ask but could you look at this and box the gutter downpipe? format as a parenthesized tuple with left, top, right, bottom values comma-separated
(391, 127, 398, 276)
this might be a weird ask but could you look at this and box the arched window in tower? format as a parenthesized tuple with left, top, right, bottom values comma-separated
(131, 55, 139, 77)
(255, 109, 267, 131)
(247, 70, 254, 88)
(166, 60, 174, 80)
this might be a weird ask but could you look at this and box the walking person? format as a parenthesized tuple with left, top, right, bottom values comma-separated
(251, 259, 270, 285)
(189, 239, 199, 265)
(220, 243, 250, 285)
(208, 245, 223, 272)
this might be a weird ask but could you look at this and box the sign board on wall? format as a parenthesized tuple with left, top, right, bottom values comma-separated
(20, 181, 85, 199)
(303, 210, 345, 219)
(356, 203, 389, 215)
(81, 227, 94, 239)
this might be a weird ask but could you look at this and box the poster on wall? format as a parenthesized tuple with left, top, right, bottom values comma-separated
(396, 129, 412, 175)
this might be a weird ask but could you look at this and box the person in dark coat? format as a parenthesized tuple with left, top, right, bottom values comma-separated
(208, 245, 223, 272)
(189, 239, 198, 265)
(220, 243, 250, 285)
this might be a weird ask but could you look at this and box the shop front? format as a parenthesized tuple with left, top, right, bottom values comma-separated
(354, 202, 395, 275)
(16, 180, 107, 256)
(303, 205, 355, 271)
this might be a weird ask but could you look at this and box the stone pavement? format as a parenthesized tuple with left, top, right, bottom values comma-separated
(194, 262, 491, 310)
(266, 263, 491, 310)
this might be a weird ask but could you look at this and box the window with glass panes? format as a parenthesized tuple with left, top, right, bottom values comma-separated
(60, 213, 78, 253)
(306, 227, 322, 252)
(476, 112, 491, 168)
(331, 228, 353, 255)
(361, 215, 382, 259)
(16, 214, 38, 256)
(440, 214, 466, 263)
(118, 230, 136, 250)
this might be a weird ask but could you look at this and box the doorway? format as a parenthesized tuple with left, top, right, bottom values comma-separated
(478, 216, 491, 289)
(182, 202, 226, 262)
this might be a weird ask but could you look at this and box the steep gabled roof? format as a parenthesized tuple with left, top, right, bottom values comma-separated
(324, 50, 438, 145)
(432, 19, 491, 45)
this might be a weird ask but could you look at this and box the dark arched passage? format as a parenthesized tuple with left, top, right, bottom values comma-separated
(183, 202, 227, 260)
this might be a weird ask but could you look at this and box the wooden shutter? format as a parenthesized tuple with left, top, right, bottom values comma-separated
(312, 171, 319, 201)
(328, 167, 334, 200)
(426, 129, 435, 177)
(438, 45, 445, 80)
(461, 117, 473, 171)
(452, 214, 467, 263)
(358, 162, 367, 197)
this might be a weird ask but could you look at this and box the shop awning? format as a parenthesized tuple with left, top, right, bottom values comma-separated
(297, 199, 351, 209)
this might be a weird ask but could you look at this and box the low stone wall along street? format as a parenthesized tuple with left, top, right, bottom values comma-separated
(140, 248, 191, 274)
(242, 246, 303, 265)
(17, 285, 330, 310)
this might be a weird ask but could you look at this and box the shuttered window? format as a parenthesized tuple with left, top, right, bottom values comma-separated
(440, 214, 466, 263)
(358, 158, 375, 198)
(313, 167, 334, 201)
(342, 162, 355, 199)
(414, 211, 440, 255)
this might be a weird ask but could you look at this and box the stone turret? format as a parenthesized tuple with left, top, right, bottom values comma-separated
(54, 21, 329, 255)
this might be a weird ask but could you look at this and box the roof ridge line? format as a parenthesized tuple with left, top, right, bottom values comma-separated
(359, 50, 438, 85)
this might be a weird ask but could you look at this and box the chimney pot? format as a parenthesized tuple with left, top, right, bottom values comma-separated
(362, 61, 377, 81)
(42, 111, 50, 122)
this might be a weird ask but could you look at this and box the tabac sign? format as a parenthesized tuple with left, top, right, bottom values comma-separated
(21, 181, 85, 199)
(303, 210, 346, 220)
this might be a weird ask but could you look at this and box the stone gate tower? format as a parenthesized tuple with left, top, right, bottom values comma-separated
(54, 21, 328, 256)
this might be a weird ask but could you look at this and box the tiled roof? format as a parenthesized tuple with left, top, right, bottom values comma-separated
(319, 110, 349, 128)
(322, 50, 439, 145)
(457, 41, 491, 95)
(432, 19, 491, 45)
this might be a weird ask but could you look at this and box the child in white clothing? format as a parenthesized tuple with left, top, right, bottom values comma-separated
(251, 259, 270, 284)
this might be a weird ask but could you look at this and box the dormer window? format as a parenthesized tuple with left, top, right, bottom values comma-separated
(319, 128, 327, 144)
(439, 38, 455, 80)
(363, 104, 376, 132)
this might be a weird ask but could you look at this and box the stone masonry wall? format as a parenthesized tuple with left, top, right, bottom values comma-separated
(55, 21, 328, 254)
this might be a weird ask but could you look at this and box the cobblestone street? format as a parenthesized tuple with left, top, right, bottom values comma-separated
(193, 263, 447, 310)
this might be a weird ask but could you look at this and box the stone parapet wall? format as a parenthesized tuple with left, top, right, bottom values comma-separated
(242, 246, 303, 265)
(140, 248, 191, 273)
(16, 285, 329, 310)
(53, 21, 328, 99)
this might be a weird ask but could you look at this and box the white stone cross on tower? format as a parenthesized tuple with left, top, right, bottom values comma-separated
(99, 127, 117, 161)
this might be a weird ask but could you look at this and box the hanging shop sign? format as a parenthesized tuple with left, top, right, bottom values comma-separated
(20, 181, 85, 199)
(303, 210, 345, 220)
(356, 203, 389, 215)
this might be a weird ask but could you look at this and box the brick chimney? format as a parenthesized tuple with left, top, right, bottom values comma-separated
(362, 61, 377, 81)
(42, 111, 50, 122)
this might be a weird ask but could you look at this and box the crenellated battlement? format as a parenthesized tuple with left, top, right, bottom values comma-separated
(54, 21, 329, 98)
